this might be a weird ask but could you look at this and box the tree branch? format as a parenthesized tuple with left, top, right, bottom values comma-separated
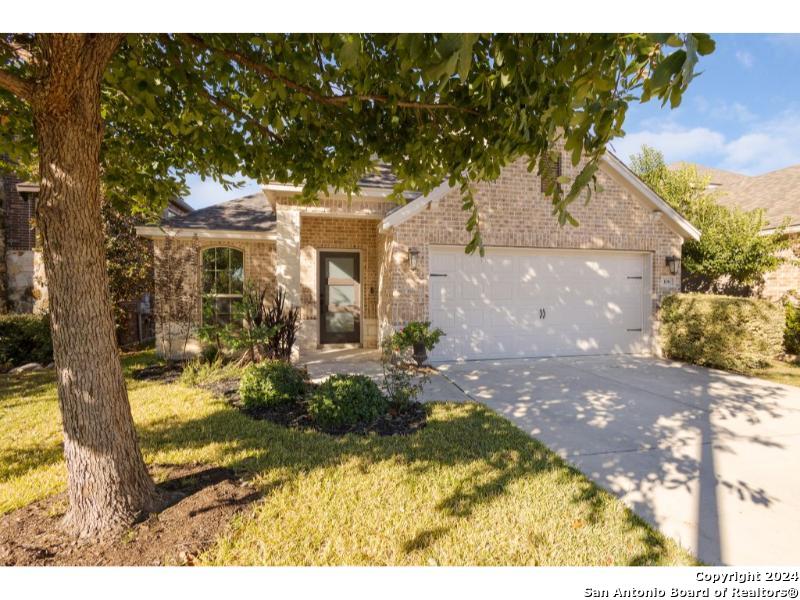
(158, 34, 282, 144)
(177, 33, 478, 115)
(0, 68, 33, 100)
(204, 88, 283, 144)
(0, 37, 34, 63)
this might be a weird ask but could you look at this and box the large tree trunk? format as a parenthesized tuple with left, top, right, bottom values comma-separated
(32, 34, 160, 538)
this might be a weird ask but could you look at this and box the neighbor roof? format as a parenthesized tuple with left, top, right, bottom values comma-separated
(668, 162, 749, 188)
(160, 192, 275, 232)
(671, 162, 800, 229)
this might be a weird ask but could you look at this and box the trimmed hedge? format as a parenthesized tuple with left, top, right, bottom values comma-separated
(0, 313, 52, 370)
(784, 299, 800, 355)
(660, 293, 783, 373)
(308, 374, 388, 430)
(239, 360, 307, 409)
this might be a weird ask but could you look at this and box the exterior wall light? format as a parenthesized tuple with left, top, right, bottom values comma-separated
(665, 255, 680, 276)
(408, 248, 420, 270)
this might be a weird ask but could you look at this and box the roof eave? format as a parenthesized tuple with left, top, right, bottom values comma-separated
(601, 153, 701, 242)
(262, 182, 410, 200)
(135, 225, 277, 241)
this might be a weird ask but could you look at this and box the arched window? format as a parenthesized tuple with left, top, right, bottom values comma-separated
(202, 247, 244, 325)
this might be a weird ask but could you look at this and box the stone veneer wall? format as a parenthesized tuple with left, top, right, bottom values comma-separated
(382, 158, 684, 344)
(151, 236, 277, 358)
(298, 215, 380, 348)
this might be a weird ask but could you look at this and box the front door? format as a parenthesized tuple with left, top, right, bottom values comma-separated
(319, 251, 361, 344)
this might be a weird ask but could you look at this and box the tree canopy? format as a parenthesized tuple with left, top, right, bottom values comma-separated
(631, 145, 788, 292)
(2, 33, 714, 252)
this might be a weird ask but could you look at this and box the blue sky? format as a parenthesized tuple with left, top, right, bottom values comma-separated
(185, 33, 800, 209)
(612, 33, 800, 174)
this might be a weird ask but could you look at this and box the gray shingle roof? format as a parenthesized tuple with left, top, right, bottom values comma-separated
(163, 192, 275, 232)
(357, 163, 422, 200)
(670, 162, 800, 228)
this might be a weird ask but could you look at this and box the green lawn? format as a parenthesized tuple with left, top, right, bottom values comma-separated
(753, 358, 800, 387)
(0, 351, 695, 566)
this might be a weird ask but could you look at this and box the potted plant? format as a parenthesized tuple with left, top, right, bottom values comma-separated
(393, 321, 445, 366)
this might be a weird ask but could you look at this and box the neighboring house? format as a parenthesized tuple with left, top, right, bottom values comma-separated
(672, 162, 800, 300)
(137, 152, 698, 361)
(0, 172, 47, 313)
(0, 171, 192, 342)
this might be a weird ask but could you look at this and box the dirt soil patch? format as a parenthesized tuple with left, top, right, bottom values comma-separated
(0, 464, 260, 566)
(201, 378, 428, 436)
(131, 362, 185, 384)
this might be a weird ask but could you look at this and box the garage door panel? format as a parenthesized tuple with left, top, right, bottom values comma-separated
(428, 247, 649, 361)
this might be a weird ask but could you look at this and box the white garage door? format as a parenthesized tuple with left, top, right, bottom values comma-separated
(428, 246, 651, 361)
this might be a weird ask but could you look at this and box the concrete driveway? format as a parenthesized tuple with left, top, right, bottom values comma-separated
(436, 356, 800, 566)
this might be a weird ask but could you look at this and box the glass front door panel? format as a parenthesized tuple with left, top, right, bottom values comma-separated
(320, 252, 361, 344)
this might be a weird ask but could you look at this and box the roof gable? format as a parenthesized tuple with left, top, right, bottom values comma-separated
(381, 153, 700, 242)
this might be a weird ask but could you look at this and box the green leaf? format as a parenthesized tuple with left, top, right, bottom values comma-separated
(457, 34, 479, 80)
(692, 33, 716, 56)
(339, 36, 361, 69)
(649, 49, 686, 90)
(250, 88, 267, 109)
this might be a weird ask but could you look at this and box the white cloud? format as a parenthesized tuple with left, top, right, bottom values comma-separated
(735, 50, 755, 69)
(614, 107, 800, 176)
(610, 127, 725, 164)
(708, 101, 757, 124)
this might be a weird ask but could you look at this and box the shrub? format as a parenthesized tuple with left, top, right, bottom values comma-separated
(308, 374, 388, 430)
(239, 360, 307, 408)
(0, 313, 52, 370)
(197, 284, 300, 364)
(380, 339, 428, 407)
(783, 291, 800, 355)
(180, 357, 243, 387)
(393, 321, 444, 352)
(660, 293, 783, 372)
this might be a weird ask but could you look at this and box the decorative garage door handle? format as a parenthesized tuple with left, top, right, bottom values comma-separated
(539, 308, 546, 319)
(430, 273, 448, 277)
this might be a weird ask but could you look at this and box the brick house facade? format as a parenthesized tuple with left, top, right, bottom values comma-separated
(139, 153, 698, 360)
(0, 172, 46, 313)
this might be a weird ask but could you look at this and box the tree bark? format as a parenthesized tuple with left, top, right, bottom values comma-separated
(31, 34, 160, 538)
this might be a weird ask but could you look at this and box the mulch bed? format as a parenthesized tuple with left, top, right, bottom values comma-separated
(0, 464, 261, 566)
(199, 378, 428, 437)
(131, 362, 185, 384)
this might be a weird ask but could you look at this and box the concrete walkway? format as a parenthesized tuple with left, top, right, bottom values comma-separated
(436, 355, 800, 566)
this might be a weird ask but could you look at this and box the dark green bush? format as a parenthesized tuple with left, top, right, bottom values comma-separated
(0, 313, 52, 370)
(392, 321, 444, 352)
(239, 360, 306, 409)
(784, 295, 800, 355)
(308, 374, 388, 430)
(660, 293, 783, 372)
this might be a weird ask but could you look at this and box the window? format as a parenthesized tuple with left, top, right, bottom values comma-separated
(540, 152, 563, 194)
(202, 247, 244, 325)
